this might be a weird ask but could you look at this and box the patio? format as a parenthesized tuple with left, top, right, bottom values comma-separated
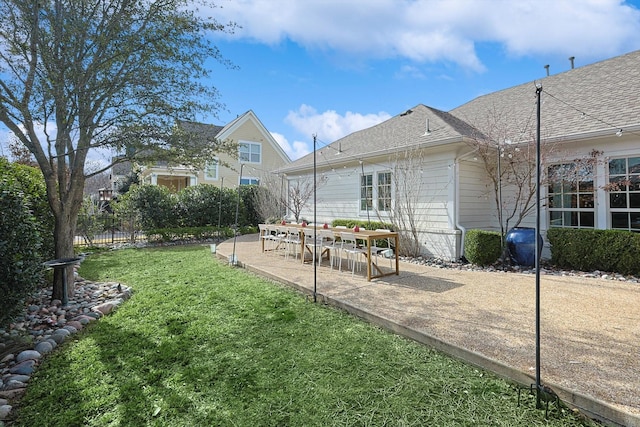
(217, 233, 640, 427)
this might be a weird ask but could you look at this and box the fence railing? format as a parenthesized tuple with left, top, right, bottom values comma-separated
(74, 212, 144, 247)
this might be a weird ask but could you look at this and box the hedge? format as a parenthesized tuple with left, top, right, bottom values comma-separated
(547, 228, 640, 275)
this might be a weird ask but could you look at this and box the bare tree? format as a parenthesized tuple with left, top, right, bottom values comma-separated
(463, 103, 562, 263)
(0, 0, 236, 300)
(252, 173, 285, 223)
(384, 148, 427, 256)
(284, 175, 327, 223)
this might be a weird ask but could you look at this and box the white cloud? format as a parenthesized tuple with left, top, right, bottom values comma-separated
(211, 0, 640, 70)
(285, 104, 392, 144)
(271, 131, 311, 161)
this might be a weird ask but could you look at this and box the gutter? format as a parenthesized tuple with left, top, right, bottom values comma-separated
(453, 148, 479, 261)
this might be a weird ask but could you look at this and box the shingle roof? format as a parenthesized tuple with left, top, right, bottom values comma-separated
(451, 49, 640, 142)
(177, 120, 225, 139)
(281, 49, 640, 173)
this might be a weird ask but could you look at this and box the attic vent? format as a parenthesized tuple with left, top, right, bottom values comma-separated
(544, 64, 550, 76)
(400, 109, 413, 116)
(569, 56, 575, 69)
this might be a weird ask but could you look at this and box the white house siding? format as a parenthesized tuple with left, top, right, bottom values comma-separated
(293, 154, 465, 260)
(457, 158, 496, 230)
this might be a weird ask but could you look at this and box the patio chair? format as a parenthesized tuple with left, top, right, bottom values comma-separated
(319, 229, 339, 269)
(258, 224, 273, 252)
(282, 228, 302, 260)
(368, 229, 394, 268)
(339, 232, 367, 275)
(302, 228, 322, 263)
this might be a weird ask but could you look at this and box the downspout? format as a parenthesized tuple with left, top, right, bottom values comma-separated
(453, 148, 479, 261)
(453, 160, 466, 261)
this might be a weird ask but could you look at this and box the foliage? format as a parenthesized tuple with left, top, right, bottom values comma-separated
(13, 246, 592, 426)
(464, 229, 502, 266)
(146, 226, 235, 243)
(0, 0, 236, 299)
(0, 158, 54, 260)
(547, 228, 640, 275)
(332, 218, 394, 231)
(76, 197, 110, 246)
(175, 184, 237, 228)
(0, 176, 43, 327)
(125, 185, 178, 231)
(110, 192, 141, 243)
(113, 183, 259, 241)
(239, 185, 262, 226)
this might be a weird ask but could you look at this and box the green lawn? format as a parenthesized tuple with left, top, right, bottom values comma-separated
(13, 245, 594, 426)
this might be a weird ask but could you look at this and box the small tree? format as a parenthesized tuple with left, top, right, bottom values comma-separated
(252, 174, 285, 222)
(385, 148, 429, 257)
(463, 103, 558, 263)
(284, 176, 327, 222)
(0, 0, 236, 301)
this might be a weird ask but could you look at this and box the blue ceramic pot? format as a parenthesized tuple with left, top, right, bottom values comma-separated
(505, 227, 543, 267)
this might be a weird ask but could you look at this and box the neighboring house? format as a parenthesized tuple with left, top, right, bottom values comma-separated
(276, 50, 640, 260)
(138, 110, 291, 191)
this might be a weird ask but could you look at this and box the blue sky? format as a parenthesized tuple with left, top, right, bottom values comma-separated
(2, 0, 640, 166)
(203, 0, 640, 160)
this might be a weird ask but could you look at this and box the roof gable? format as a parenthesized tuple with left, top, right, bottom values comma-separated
(217, 110, 291, 163)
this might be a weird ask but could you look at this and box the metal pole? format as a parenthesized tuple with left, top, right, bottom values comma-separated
(313, 135, 317, 303)
(535, 83, 543, 408)
(231, 164, 244, 265)
(217, 177, 224, 239)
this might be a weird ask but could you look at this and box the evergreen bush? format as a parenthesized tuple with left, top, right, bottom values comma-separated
(0, 177, 43, 326)
(464, 229, 502, 266)
(547, 228, 640, 275)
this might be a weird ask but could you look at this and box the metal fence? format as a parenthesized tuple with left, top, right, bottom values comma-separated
(74, 212, 144, 247)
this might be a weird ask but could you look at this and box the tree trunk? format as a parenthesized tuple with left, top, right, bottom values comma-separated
(51, 208, 79, 302)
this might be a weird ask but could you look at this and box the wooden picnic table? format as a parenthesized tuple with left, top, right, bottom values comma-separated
(259, 224, 399, 281)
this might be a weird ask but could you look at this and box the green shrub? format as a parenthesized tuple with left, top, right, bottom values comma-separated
(332, 218, 394, 231)
(0, 177, 43, 327)
(145, 226, 247, 243)
(0, 159, 54, 260)
(547, 228, 640, 275)
(175, 184, 238, 228)
(126, 184, 178, 231)
(464, 229, 502, 266)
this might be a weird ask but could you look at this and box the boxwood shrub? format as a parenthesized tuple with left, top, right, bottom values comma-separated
(547, 228, 640, 275)
(464, 229, 502, 266)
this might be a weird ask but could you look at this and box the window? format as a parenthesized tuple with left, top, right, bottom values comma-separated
(360, 174, 373, 211)
(360, 171, 392, 213)
(204, 158, 218, 180)
(240, 177, 259, 185)
(608, 156, 640, 232)
(377, 172, 392, 212)
(547, 162, 595, 228)
(239, 142, 261, 163)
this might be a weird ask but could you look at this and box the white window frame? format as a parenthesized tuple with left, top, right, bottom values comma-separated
(608, 156, 640, 232)
(359, 170, 392, 215)
(204, 158, 219, 181)
(547, 162, 595, 229)
(239, 141, 262, 164)
(377, 171, 392, 213)
(240, 176, 260, 186)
